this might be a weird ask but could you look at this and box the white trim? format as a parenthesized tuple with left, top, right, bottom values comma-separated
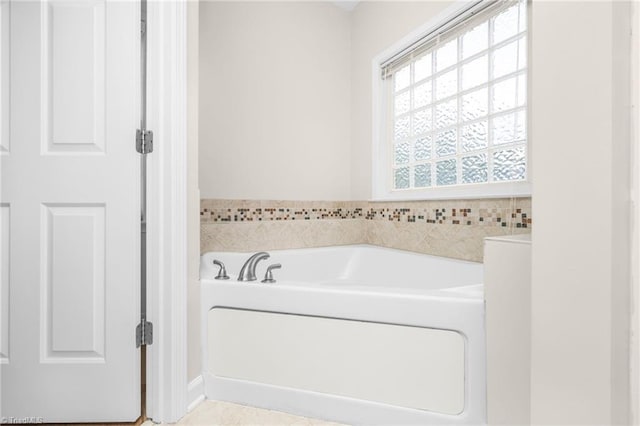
(371, 0, 531, 201)
(145, 0, 189, 423)
(187, 375, 205, 413)
(371, 181, 531, 201)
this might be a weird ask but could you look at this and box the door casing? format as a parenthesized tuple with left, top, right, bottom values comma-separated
(144, 0, 188, 423)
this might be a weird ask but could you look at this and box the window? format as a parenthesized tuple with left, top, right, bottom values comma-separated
(374, 0, 529, 199)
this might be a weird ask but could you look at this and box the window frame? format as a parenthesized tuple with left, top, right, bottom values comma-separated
(371, 0, 532, 201)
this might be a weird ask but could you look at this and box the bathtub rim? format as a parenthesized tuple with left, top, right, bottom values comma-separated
(200, 243, 483, 267)
(201, 244, 484, 295)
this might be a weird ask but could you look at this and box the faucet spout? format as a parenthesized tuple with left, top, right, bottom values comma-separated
(237, 251, 270, 281)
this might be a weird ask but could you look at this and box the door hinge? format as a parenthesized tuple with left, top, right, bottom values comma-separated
(136, 320, 153, 347)
(136, 129, 154, 154)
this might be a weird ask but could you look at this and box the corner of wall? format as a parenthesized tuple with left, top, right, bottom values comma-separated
(187, 0, 201, 383)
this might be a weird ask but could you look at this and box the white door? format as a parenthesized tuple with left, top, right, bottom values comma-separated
(1, 0, 140, 422)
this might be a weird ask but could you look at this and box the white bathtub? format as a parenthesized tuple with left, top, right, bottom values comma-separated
(200, 245, 486, 425)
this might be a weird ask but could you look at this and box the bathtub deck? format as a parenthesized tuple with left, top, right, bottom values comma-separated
(144, 401, 348, 426)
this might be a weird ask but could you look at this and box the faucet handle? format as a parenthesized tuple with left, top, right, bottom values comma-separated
(213, 259, 230, 280)
(261, 263, 282, 284)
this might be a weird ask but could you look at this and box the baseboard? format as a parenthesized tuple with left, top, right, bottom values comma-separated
(187, 375, 205, 412)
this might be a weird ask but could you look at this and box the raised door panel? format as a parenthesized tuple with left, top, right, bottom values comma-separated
(43, 0, 104, 154)
(41, 204, 105, 362)
(0, 0, 9, 154)
(0, 203, 9, 363)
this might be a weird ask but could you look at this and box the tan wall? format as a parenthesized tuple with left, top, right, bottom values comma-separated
(199, 1, 461, 201)
(632, 2, 640, 422)
(199, 1, 352, 200)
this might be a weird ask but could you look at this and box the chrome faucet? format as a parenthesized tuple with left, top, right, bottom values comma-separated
(237, 251, 270, 281)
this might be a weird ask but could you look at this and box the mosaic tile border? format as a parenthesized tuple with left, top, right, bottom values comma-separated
(366, 205, 530, 228)
(201, 198, 532, 228)
(201, 206, 364, 222)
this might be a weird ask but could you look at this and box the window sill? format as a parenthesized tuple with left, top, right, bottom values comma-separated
(370, 181, 532, 202)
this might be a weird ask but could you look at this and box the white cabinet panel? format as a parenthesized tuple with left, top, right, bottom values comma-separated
(209, 308, 465, 415)
(484, 234, 531, 425)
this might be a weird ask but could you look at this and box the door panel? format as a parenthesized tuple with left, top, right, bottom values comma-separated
(0, 0, 9, 154)
(43, 203, 105, 361)
(0, 203, 8, 363)
(1, 1, 140, 422)
(46, 0, 105, 153)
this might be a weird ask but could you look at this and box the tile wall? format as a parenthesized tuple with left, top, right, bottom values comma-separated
(201, 198, 531, 262)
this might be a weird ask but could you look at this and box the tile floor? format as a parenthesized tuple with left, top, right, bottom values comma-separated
(142, 400, 347, 426)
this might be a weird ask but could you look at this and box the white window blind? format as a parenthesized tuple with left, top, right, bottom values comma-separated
(384, 0, 528, 192)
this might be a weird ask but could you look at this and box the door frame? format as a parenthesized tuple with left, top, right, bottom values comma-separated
(144, 0, 188, 422)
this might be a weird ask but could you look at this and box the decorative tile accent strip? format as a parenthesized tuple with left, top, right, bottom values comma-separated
(200, 200, 367, 223)
(201, 198, 531, 228)
(366, 198, 531, 229)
